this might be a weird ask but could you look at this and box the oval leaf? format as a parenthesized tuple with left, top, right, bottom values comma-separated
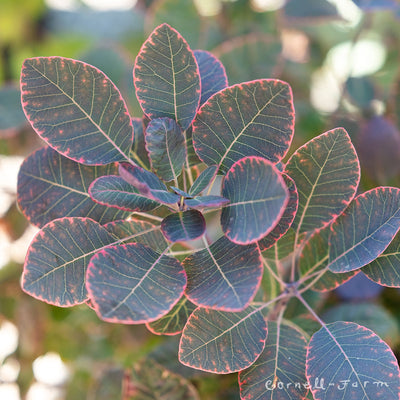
(328, 187, 400, 273)
(221, 156, 288, 244)
(89, 175, 160, 212)
(179, 306, 267, 373)
(185, 195, 229, 209)
(258, 173, 298, 251)
(134, 23, 200, 130)
(184, 236, 262, 311)
(17, 146, 129, 228)
(362, 230, 400, 287)
(20, 57, 133, 165)
(285, 128, 360, 234)
(161, 210, 206, 242)
(145, 117, 186, 182)
(193, 50, 228, 105)
(306, 322, 400, 399)
(239, 322, 308, 400)
(86, 243, 187, 323)
(146, 296, 197, 336)
(192, 79, 294, 173)
(21, 217, 116, 306)
(188, 165, 218, 196)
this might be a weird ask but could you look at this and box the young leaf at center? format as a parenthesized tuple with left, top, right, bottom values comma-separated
(145, 117, 186, 182)
(161, 210, 206, 242)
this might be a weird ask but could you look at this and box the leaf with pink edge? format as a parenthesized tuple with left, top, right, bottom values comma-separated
(161, 210, 206, 242)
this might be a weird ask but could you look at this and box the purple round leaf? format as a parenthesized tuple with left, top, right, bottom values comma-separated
(86, 243, 187, 324)
(161, 210, 206, 242)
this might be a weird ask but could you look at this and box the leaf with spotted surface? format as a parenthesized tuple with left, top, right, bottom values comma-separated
(17, 146, 130, 228)
(328, 187, 400, 273)
(21, 217, 116, 307)
(86, 243, 187, 324)
(134, 23, 200, 130)
(20, 57, 133, 165)
(179, 306, 267, 373)
(306, 322, 400, 400)
(192, 79, 294, 173)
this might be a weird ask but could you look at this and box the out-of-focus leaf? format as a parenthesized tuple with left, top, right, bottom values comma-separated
(193, 50, 228, 105)
(0, 85, 26, 133)
(335, 272, 383, 300)
(146, 296, 196, 336)
(193, 79, 294, 173)
(86, 243, 186, 323)
(145, 117, 186, 182)
(184, 236, 262, 311)
(20, 57, 133, 165)
(345, 77, 375, 110)
(134, 23, 200, 130)
(306, 322, 400, 399)
(353, 0, 398, 11)
(328, 187, 400, 273)
(214, 34, 282, 85)
(161, 210, 206, 242)
(285, 128, 360, 234)
(179, 306, 267, 373)
(322, 302, 399, 347)
(356, 116, 400, 183)
(258, 173, 298, 251)
(128, 358, 200, 400)
(131, 117, 150, 169)
(284, 0, 340, 20)
(103, 219, 167, 252)
(17, 146, 129, 228)
(239, 322, 308, 400)
(22, 217, 116, 306)
(221, 156, 288, 244)
(89, 175, 160, 211)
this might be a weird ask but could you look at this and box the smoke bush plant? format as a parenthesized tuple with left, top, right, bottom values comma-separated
(17, 23, 400, 399)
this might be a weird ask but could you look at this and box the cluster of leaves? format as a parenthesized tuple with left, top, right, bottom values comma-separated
(18, 23, 400, 399)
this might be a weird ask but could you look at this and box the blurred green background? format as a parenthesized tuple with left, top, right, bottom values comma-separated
(2, 0, 400, 399)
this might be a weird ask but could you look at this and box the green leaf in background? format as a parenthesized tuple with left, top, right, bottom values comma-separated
(161, 210, 206, 242)
(0, 85, 26, 133)
(20, 57, 133, 165)
(17, 146, 130, 228)
(221, 156, 288, 244)
(239, 322, 308, 400)
(86, 243, 187, 323)
(145, 117, 186, 182)
(146, 296, 197, 336)
(214, 34, 282, 85)
(322, 303, 400, 347)
(183, 236, 262, 311)
(362, 230, 400, 287)
(179, 306, 267, 373)
(328, 187, 400, 273)
(127, 358, 200, 400)
(284, 0, 340, 21)
(193, 79, 294, 173)
(88, 175, 160, 211)
(134, 23, 200, 130)
(131, 117, 151, 169)
(22, 217, 116, 306)
(285, 128, 360, 235)
(306, 322, 400, 399)
(103, 219, 168, 253)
